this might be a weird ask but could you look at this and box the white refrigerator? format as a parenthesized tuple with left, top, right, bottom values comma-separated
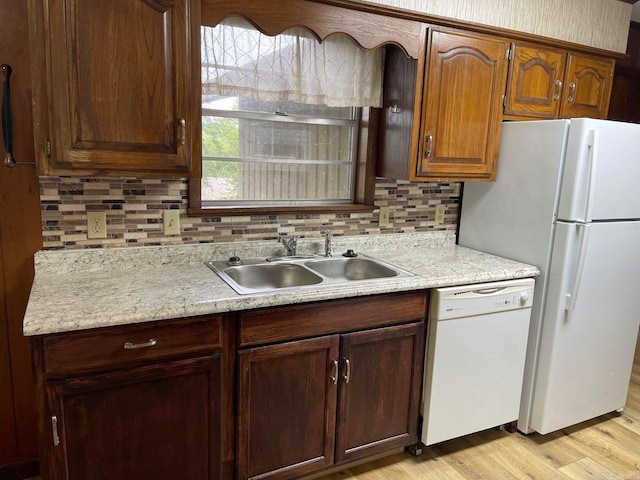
(458, 118, 640, 435)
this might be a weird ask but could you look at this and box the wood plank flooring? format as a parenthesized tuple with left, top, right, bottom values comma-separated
(314, 340, 640, 480)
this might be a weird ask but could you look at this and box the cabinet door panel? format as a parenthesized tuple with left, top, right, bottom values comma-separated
(418, 29, 509, 181)
(560, 54, 614, 119)
(504, 44, 566, 118)
(33, 0, 197, 176)
(45, 356, 221, 480)
(237, 335, 339, 480)
(335, 322, 425, 463)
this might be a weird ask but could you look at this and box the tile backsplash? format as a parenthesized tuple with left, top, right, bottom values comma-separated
(39, 177, 460, 250)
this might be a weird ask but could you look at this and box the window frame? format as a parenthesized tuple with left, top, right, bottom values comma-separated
(188, 107, 377, 216)
(189, 0, 423, 216)
(199, 103, 361, 208)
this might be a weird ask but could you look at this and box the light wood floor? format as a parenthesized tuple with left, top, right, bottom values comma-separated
(316, 340, 640, 480)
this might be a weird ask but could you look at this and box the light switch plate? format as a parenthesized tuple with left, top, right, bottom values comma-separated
(87, 211, 107, 239)
(379, 206, 391, 227)
(435, 204, 446, 225)
(163, 210, 181, 236)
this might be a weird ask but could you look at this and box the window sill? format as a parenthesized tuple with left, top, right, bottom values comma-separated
(187, 203, 376, 217)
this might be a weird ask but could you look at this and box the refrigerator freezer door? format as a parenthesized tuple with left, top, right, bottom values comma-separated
(530, 220, 640, 434)
(557, 119, 640, 222)
(459, 120, 568, 264)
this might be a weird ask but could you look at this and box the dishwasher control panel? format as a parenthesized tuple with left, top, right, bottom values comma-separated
(431, 278, 535, 320)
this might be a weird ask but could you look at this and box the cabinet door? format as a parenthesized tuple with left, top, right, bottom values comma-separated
(560, 53, 614, 119)
(504, 44, 566, 119)
(30, 0, 198, 177)
(335, 322, 425, 463)
(417, 29, 509, 181)
(237, 335, 340, 480)
(43, 356, 222, 480)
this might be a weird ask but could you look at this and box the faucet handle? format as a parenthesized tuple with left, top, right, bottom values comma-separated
(323, 231, 332, 257)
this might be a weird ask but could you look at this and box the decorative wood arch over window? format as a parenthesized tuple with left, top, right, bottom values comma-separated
(200, 0, 423, 60)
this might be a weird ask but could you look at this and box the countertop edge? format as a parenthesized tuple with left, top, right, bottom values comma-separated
(23, 234, 540, 336)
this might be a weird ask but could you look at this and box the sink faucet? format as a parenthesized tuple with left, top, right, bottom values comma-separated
(323, 231, 332, 257)
(278, 235, 298, 256)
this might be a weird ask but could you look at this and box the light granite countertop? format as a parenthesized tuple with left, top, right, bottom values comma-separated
(23, 232, 539, 336)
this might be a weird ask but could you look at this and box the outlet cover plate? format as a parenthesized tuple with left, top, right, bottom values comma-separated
(87, 211, 107, 239)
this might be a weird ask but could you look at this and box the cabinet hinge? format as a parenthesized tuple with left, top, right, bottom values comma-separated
(502, 95, 507, 108)
(44, 138, 51, 158)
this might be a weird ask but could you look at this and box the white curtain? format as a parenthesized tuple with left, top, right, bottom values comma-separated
(201, 19, 383, 108)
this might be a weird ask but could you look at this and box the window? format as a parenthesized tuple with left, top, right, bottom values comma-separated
(201, 98, 359, 206)
(190, 19, 383, 214)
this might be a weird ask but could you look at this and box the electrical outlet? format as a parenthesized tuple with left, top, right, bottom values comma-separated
(379, 206, 391, 227)
(435, 204, 446, 225)
(163, 210, 181, 236)
(87, 211, 107, 239)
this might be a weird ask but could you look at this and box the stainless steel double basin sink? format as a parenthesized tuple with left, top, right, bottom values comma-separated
(205, 254, 414, 294)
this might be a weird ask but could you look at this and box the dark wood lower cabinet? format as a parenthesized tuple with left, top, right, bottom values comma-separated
(237, 336, 340, 480)
(43, 356, 222, 480)
(33, 315, 227, 480)
(33, 293, 427, 480)
(237, 320, 425, 480)
(336, 322, 424, 463)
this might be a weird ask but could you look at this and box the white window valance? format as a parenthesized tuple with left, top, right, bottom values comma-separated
(201, 19, 384, 108)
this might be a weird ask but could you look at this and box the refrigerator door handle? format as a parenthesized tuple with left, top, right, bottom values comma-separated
(583, 129, 599, 223)
(565, 223, 591, 312)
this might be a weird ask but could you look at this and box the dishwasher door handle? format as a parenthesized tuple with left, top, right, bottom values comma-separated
(472, 287, 506, 295)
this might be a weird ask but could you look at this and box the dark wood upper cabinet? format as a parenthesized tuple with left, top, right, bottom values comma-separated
(559, 53, 614, 119)
(418, 28, 510, 181)
(379, 27, 510, 182)
(28, 0, 200, 177)
(504, 44, 567, 119)
(505, 45, 614, 121)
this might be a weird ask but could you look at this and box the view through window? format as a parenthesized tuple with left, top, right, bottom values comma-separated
(200, 20, 382, 207)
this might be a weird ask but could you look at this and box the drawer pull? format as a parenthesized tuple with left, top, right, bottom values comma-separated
(567, 82, 576, 103)
(123, 338, 157, 350)
(177, 118, 186, 145)
(52, 415, 60, 446)
(553, 79, 562, 101)
(425, 134, 433, 158)
(343, 357, 351, 384)
(330, 359, 338, 384)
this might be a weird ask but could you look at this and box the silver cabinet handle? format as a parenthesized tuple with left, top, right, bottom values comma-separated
(553, 79, 562, 100)
(343, 357, 351, 384)
(123, 338, 157, 350)
(567, 82, 576, 103)
(425, 134, 433, 158)
(330, 359, 338, 384)
(52, 415, 60, 446)
(177, 118, 186, 145)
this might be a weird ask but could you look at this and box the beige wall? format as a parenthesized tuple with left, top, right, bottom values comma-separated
(369, 0, 632, 53)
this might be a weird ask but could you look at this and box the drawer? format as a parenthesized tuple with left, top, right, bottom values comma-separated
(239, 291, 427, 347)
(43, 315, 222, 376)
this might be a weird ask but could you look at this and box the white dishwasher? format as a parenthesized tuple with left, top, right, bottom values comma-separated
(421, 278, 535, 446)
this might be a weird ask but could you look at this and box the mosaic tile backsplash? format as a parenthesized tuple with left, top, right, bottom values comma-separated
(39, 177, 460, 250)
